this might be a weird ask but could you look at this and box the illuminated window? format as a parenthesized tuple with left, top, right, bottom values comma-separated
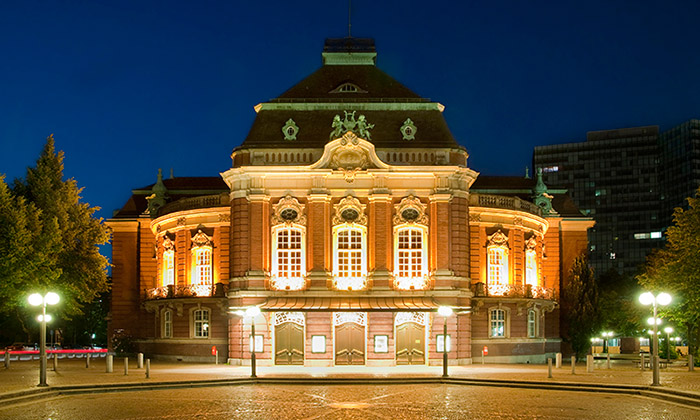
(193, 308, 210, 338)
(489, 308, 507, 338)
(193, 247, 212, 285)
(525, 249, 537, 288)
(162, 309, 172, 338)
(527, 309, 537, 338)
(394, 227, 429, 290)
(271, 227, 305, 291)
(162, 249, 175, 287)
(333, 227, 367, 290)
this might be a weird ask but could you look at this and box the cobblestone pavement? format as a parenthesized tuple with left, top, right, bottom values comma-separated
(1, 383, 698, 419)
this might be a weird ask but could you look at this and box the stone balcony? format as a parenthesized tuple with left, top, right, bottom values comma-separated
(145, 283, 229, 300)
(471, 282, 556, 300)
(156, 193, 229, 217)
(469, 193, 542, 217)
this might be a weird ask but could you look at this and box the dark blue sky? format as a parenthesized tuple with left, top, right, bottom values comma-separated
(2, 0, 699, 222)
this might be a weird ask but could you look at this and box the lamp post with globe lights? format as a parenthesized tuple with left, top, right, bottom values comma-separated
(244, 307, 261, 378)
(28, 292, 60, 387)
(639, 291, 671, 386)
(437, 306, 453, 378)
(663, 327, 674, 362)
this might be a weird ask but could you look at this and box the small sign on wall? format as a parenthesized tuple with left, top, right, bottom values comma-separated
(374, 335, 389, 353)
(311, 335, 326, 353)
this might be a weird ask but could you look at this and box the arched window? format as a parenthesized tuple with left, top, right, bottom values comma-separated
(271, 226, 306, 290)
(394, 227, 428, 290)
(333, 226, 367, 290)
(527, 309, 538, 338)
(487, 230, 509, 296)
(162, 309, 172, 338)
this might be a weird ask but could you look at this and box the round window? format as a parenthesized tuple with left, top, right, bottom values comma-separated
(341, 208, 359, 222)
(401, 208, 420, 221)
(287, 127, 296, 136)
(280, 208, 298, 221)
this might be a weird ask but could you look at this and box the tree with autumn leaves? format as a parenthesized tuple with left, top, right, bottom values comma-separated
(638, 187, 700, 361)
(0, 135, 109, 343)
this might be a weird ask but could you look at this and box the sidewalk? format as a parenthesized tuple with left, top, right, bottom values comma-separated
(2, 358, 700, 399)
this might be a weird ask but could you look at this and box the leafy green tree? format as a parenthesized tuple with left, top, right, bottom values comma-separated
(597, 269, 644, 338)
(562, 254, 599, 359)
(638, 187, 700, 360)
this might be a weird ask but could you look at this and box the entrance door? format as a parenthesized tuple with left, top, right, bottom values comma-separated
(396, 322, 425, 365)
(275, 322, 304, 365)
(335, 323, 365, 365)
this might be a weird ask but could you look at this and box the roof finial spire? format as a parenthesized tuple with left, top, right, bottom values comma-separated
(348, 0, 352, 37)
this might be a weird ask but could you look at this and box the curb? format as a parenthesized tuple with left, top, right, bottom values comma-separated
(1, 377, 699, 410)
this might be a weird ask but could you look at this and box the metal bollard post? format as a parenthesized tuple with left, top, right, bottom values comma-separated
(690, 354, 694, 372)
(124, 357, 129, 376)
(481, 349, 485, 365)
(53, 353, 58, 371)
(606, 353, 611, 369)
(586, 355, 594, 373)
(4, 351, 9, 369)
(86, 353, 91, 368)
(555, 352, 562, 369)
(571, 355, 576, 375)
(106, 354, 113, 373)
(137, 353, 144, 369)
(215, 350, 219, 365)
(640, 353, 646, 371)
(548, 358, 553, 378)
(145, 359, 150, 378)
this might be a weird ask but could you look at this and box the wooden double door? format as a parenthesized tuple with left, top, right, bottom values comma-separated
(335, 322, 365, 365)
(396, 322, 425, 365)
(275, 322, 304, 365)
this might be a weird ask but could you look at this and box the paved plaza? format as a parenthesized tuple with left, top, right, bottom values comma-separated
(1, 358, 699, 418)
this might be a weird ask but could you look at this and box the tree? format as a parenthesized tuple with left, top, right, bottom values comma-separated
(0, 135, 109, 326)
(638, 187, 700, 360)
(562, 254, 599, 359)
(597, 269, 644, 338)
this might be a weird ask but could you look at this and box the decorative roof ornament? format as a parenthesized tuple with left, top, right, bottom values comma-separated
(332, 195, 367, 226)
(146, 169, 168, 218)
(282, 118, 299, 141)
(393, 195, 428, 226)
(271, 195, 306, 226)
(400, 118, 417, 140)
(330, 110, 374, 140)
(162, 234, 175, 251)
(487, 229, 509, 247)
(191, 229, 212, 248)
(525, 234, 537, 251)
(532, 168, 555, 215)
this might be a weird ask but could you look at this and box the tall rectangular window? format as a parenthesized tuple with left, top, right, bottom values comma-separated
(277, 229, 303, 279)
(162, 250, 175, 287)
(397, 229, 423, 278)
(193, 309, 209, 338)
(334, 227, 366, 290)
(527, 309, 537, 338)
(490, 309, 506, 338)
(163, 310, 172, 338)
(193, 248, 212, 285)
(488, 247, 508, 285)
(525, 250, 537, 288)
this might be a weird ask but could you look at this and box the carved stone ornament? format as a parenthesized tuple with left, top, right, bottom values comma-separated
(469, 213, 481, 222)
(177, 217, 187, 227)
(163, 234, 175, 251)
(282, 118, 299, 141)
(191, 229, 212, 248)
(218, 213, 230, 223)
(487, 229, 509, 247)
(513, 217, 523, 226)
(332, 196, 367, 226)
(393, 195, 428, 226)
(525, 234, 537, 251)
(330, 133, 370, 170)
(330, 110, 374, 140)
(400, 118, 417, 140)
(272, 195, 306, 226)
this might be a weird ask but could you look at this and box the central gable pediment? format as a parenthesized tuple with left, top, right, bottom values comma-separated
(309, 132, 390, 173)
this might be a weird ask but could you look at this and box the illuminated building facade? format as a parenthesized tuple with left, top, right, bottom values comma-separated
(107, 38, 593, 364)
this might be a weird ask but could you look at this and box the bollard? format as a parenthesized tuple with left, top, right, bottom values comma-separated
(215, 350, 219, 365)
(53, 353, 58, 371)
(586, 355, 594, 373)
(548, 358, 553, 378)
(124, 357, 129, 376)
(137, 353, 144, 369)
(640, 353, 646, 371)
(106, 354, 113, 373)
(606, 353, 611, 369)
(555, 352, 562, 369)
(481, 349, 485, 365)
(571, 355, 576, 374)
(86, 353, 91, 368)
(145, 359, 150, 378)
(690, 354, 695, 372)
(4, 351, 9, 369)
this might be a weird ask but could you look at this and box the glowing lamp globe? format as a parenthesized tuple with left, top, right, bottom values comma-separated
(437, 306, 453, 317)
(656, 292, 672, 306)
(664, 327, 673, 334)
(245, 307, 261, 318)
(45, 292, 60, 306)
(37, 314, 52, 322)
(639, 292, 654, 306)
(28, 293, 43, 306)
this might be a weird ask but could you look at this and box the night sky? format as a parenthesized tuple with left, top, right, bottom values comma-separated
(2, 0, 699, 227)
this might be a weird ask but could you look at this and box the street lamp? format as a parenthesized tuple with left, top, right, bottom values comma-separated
(639, 291, 671, 386)
(664, 327, 673, 362)
(601, 331, 614, 354)
(28, 292, 60, 387)
(437, 306, 453, 378)
(244, 307, 261, 378)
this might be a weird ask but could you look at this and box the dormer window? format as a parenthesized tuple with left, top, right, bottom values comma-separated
(329, 82, 367, 94)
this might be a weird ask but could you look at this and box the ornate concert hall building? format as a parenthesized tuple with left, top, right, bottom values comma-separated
(107, 38, 593, 366)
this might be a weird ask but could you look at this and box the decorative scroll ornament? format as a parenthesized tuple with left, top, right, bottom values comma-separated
(273, 312, 305, 326)
(393, 195, 428, 226)
(400, 118, 417, 140)
(329, 133, 371, 183)
(487, 229, 509, 247)
(333, 312, 367, 326)
(332, 196, 367, 226)
(272, 195, 306, 226)
(330, 110, 374, 140)
(162, 234, 175, 251)
(191, 229, 212, 248)
(395, 312, 427, 326)
(525, 234, 537, 251)
(282, 118, 299, 141)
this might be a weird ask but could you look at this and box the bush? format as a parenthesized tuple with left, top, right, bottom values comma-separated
(111, 329, 135, 356)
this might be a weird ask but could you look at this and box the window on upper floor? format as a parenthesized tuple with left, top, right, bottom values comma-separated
(271, 226, 306, 290)
(525, 249, 538, 288)
(487, 230, 510, 296)
(190, 230, 213, 296)
(394, 227, 429, 290)
(332, 196, 368, 291)
(162, 249, 175, 287)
